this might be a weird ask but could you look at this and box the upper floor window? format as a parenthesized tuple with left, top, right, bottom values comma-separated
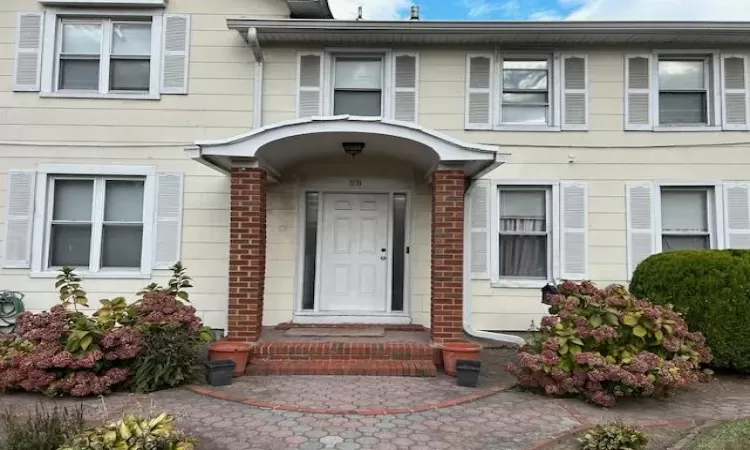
(333, 56, 384, 117)
(296, 51, 418, 122)
(13, 12, 191, 98)
(466, 52, 588, 131)
(58, 19, 152, 94)
(626, 52, 749, 131)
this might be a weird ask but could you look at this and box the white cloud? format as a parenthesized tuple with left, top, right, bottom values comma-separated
(566, 0, 750, 20)
(460, 0, 521, 18)
(328, 0, 411, 20)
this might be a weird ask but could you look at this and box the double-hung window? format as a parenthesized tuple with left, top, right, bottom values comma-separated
(657, 57, 710, 125)
(501, 58, 551, 125)
(498, 187, 551, 279)
(47, 176, 147, 271)
(332, 56, 384, 117)
(57, 18, 153, 94)
(659, 187, 713, 251)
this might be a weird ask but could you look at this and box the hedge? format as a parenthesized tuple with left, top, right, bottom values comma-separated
(630, 249, 750, 372)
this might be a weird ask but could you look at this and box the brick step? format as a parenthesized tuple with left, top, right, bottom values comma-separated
(246, 360, 437, 377)
(274, 323, 427, 332)
(253, 341, 435, 361)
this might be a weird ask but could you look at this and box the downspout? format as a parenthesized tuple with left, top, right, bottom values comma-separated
(247, 28, 264, 129)
(463, 178, 526, 346)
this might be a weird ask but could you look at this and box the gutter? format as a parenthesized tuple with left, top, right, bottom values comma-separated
(245, 28, 264, 129)
(462, 179, 526, 347)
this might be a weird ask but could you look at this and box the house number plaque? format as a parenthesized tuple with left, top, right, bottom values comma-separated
(349, 179, 363, 187)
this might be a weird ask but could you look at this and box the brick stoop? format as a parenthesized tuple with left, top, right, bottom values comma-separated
(273, 323, 427, 332)
(248, 341, 437, 377)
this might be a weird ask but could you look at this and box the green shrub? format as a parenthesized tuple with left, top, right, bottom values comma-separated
(59, 413, 195, 450)
(630, 249, 750, 372)
(578, 421, 648, 450)
(505, 281, 711, 407)
(0, 404, 85, 450)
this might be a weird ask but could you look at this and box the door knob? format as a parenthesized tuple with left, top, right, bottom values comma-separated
(381, 248, 386, 252)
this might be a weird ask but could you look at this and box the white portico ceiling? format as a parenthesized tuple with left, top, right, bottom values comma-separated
(186, 116, 507, 179)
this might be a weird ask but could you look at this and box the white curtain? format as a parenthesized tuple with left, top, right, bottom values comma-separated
(499, 189, 548, 278)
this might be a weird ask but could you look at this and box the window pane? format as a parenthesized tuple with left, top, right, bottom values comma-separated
(101, 225, 143, 268)
(662, 235, 710, 251)
(333, 91, 382, 116)
(301, 193, 319, 310)
(659, 60, 705, 90)
(500, 190, 546, 220)
(661, 189, 708, 232)
(60, 60, 100, 90)
(61, 22, 102, 54)
(110, 60, 150, 91)
(502, 105, 547, 124)
(659, 92, 708, 124)
(503, 70, 548, 90)
(499, 235, 547, 278)
(504, 60, 548, 70)
(105, 180, 144, 222)
(112, 23, 151, 56)
(49, 224, 91, 267)
(502, 93, 548, 104)
(334, 59, 382, 89)
(53, 179, 93, 221)
(391, 194, 407, 312)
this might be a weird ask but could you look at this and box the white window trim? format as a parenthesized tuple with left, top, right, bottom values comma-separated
(649, 49, 722, 132)
(489, 180, 560, 288)
(40, 7, 163, 100)
(653, 180, 725, 253)
(30, 164, 157, 279)
(321, 47, 395, 119)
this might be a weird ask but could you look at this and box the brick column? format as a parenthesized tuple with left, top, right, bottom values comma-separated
(228, 168, 267, 342)
(430, 169, 465, 343)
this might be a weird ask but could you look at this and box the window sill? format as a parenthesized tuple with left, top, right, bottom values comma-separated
(40, 92, 160, 101)
(653, 125, 721, 132)
(29, 271, 152, 280)
(491, 279, 550, 289)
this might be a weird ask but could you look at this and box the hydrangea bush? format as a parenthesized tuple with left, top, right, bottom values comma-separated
(506, 281, 712, 407)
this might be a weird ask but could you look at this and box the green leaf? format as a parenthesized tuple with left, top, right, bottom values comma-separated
(80, 334, 93, 351)
(176, 291, 189, 300)
(569, 344, 582, 355)
(623, 314, 639, 327)
(559, 344, 569, 355)
(605, 312, 620, 326)
(570, 337, 584, 346)
(663, 323, 674, 335)
(589, 315, 603, 328)
(556, 336, 568, 346)
(633, 325, 647, 338)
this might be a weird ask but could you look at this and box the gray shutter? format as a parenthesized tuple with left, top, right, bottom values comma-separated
(13, 13, 44, 92)
(721, 55, 749, 130)
(154, 173, 184, 269)
(626, 183, 655, 278)
(560, 182, 588, 280)
(466, 54, 493, 129)
(625, 54, 652, 130)
(723, 183, 750, 249)
(470, 180, 490, 279)
(298, 53, 323, 118)
(393, 53, 418, 122)
(3, 170, 36, 268)
(561, 55, 588, 130)
(161, 14, 191, 94)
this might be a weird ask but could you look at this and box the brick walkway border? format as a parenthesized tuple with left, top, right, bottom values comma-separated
(186, 382, 512, 415)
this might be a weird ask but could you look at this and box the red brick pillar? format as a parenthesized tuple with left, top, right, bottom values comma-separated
(431, 169, 465, 343)
(228, 168, 267, 342)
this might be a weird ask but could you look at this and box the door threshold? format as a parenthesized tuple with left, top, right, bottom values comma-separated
(293, 314, 411, 325)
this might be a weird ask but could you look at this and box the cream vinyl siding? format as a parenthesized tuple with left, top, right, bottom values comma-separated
(0, 0, 290, 329)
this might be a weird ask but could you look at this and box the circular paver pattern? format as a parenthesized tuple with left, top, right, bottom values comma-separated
(189, 375, 509, 414)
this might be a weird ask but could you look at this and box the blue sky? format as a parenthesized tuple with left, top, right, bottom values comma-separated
(328, 0, 750, 21)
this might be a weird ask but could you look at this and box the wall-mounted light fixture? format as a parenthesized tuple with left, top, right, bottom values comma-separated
(342, 142, 365, 158)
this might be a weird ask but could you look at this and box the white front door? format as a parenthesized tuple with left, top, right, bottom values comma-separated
(319, 193, 390, 312)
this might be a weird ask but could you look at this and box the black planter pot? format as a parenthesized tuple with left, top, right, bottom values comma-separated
(205, 360, 235, 386)
(455, 359, 481, 387)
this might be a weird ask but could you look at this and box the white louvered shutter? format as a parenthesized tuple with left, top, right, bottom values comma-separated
(721, 55, 749, 130)
(470, 180, 490, 279)
(466, 54, 493, 129)
(723, 183, 750, 249)
(393, 53, 418, 122)
(161, 14, 191, 94)
(626, 183, 655, 278)
(298, 53, 323, 118)
(3, 170, 36, 268)
(561, 55, 588, 130)
(154, 173, 184, 269)
(625, 54, 652, 130)
(560, 182, 588, 280)
(13, 13, 44, 92)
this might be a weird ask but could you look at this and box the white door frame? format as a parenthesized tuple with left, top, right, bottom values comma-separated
(293, 176, 413, 324)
